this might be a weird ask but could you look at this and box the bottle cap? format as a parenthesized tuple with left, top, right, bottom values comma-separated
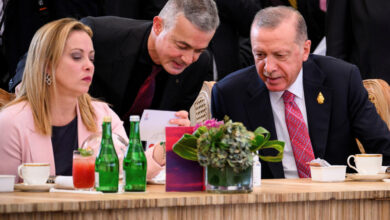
(129, 115, 140, 122)
(103, 116, 112, 122)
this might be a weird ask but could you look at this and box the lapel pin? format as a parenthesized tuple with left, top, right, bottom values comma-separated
(317, 92, 325, 104)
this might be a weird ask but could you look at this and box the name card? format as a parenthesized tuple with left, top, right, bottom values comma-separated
(165, 127, 204, 192)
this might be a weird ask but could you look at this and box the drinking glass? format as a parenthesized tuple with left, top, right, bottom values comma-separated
(72, 150, 95, 190)
(81, 132, 128, 178)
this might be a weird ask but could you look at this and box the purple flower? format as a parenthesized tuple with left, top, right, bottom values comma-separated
(194, 119, 224, 130)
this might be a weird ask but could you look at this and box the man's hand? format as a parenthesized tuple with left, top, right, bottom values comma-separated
(169, 110, 190, 126)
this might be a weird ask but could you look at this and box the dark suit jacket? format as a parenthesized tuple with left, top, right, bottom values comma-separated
(211, 54, 390, 178)
(81, 16, 213, 117)
(326, 0, 390, 83)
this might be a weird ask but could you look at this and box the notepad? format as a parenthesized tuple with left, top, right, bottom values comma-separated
(140, 109, 178, 142)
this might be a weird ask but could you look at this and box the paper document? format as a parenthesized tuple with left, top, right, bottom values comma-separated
(140, 109, 178, 142)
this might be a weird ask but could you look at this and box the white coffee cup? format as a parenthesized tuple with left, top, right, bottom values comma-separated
(347, 154, 382, 175)
(17, 163, 50, 185)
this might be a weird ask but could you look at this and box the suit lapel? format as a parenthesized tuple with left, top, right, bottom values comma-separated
(245, 80, 276, 138)
(303, 57, 332, 158)
(244, 74, 285, 178)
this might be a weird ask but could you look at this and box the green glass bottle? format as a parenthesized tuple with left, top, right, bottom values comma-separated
(123, 115, 147, 192)
(95, 116, 119, 192)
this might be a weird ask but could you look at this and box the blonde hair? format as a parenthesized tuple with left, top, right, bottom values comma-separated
(5, 18, 97, 135)
(363, 79, 390, 129)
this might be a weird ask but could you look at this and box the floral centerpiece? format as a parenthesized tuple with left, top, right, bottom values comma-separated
(173, 116, 284, 193)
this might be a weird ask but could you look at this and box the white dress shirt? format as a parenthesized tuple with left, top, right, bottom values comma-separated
(269, 68, 309, 178)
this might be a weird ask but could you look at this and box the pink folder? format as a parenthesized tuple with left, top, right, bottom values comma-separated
(165, 127, 204, 192)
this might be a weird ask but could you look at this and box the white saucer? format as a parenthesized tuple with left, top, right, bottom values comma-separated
(347, 173, 390, 181)
(14, 183, 56, 192)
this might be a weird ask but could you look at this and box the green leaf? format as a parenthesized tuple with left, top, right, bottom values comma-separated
(173, 144, 198, 161)
(78, 148, 94, 157)
(250, 126, 275, 152)
(254, 127, 270, 142)
(193, 126, 208, 138)
(254, 126, 269, 135)
(250, 135, 265, 151)
(258, 140, 285, 162)
(214, 128, 224, 140)
(172, 134, 198, 161)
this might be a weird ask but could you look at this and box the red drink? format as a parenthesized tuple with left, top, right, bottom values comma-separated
(72, 155, 95, 189)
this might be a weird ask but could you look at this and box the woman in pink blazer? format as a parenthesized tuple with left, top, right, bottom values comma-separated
(0, 18, 129, 182)
(0, 18, 173, 183)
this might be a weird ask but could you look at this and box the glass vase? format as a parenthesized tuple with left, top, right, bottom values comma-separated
(205, 165, 252, 193)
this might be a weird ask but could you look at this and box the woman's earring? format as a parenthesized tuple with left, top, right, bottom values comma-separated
(45, 73, 52, 86)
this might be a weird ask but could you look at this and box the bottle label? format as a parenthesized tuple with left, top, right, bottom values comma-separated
(95, 172, 99, 188)
(253, 161, 261, 187)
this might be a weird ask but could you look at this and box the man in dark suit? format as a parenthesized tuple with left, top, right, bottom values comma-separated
(80, 0, 219, 127)
(326, 0, 390, 84)
(103, 0, 261, 81)
(211, 6, 390, 179)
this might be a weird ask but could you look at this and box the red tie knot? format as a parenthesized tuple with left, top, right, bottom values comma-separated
(282, 90, 295, 104)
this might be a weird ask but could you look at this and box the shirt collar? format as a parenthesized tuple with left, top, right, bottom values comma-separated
(269, 68, 304, 101)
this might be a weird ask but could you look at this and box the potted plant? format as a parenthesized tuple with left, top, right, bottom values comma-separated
(173, 116, 284, 193)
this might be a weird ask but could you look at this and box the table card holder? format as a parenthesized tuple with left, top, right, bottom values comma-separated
(165, 127, 204, 192)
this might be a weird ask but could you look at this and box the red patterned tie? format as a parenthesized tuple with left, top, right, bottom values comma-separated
(282, 90, 315, 178)
(124, 65, 162, 118)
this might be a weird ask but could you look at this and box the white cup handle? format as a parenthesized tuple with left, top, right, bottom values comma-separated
(17, 164, 24, 179)
(347, 155, 359, 173)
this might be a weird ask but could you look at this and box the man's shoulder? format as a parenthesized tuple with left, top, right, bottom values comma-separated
(81, 16, 152, 45)
(305, 54, 361, 83)
(308, 54, 358, 73)
(81, 16, 151, 30)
